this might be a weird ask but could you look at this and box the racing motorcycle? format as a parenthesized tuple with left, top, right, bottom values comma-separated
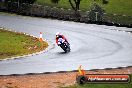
(57, 38, 70, 53)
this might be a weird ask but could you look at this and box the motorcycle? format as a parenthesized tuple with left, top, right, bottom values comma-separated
(57, 38, 70, 53)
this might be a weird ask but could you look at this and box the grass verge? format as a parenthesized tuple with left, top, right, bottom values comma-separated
(0, 28, 48, 60)
(61, 74, 132, 88)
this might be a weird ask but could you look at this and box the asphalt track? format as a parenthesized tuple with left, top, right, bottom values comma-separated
(0, 14, 132, 75)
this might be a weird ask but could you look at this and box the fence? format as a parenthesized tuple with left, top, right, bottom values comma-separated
(0, 1, 132, 27)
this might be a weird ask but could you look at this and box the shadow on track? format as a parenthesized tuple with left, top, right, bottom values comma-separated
(57, 51, 70, 55)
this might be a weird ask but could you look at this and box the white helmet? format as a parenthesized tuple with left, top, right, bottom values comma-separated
(56, 32, 60, 36)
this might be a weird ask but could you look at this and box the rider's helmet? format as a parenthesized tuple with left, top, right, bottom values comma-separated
(56, 32, 60, 38)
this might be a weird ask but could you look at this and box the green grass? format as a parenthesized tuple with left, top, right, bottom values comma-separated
(61, 75, 132, 88)
(0, 29, 48, 59)
(35, 0, 132, 16)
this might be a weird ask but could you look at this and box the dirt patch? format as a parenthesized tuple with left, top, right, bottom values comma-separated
(0, 67, 132, 88)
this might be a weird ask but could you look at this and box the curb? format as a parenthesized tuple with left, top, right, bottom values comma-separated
(0, 27, 55, 61)
(101, 26, 132, 36)
(0, 66, 132, 76)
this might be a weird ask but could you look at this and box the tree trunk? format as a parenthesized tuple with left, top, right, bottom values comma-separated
(69, 0, 81, 17)
(69, 0, 80, 11)
(69, 0, 75, 10)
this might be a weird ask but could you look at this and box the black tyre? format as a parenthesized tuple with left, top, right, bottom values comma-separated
(76, 75, 87, 84)
(60, 45, 67, 52)
(66, 46, 70, 52)
(66, 43, 70, 52)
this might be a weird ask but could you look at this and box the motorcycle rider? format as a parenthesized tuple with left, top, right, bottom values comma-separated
(56, 32, 69, 45)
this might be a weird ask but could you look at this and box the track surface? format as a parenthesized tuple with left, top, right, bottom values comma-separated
(0, 14, 132, 75)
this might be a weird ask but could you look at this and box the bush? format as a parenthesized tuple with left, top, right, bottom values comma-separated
(88, 3, 105, 21)
(5, 0, 36, 4)
(102, 0, 109, 4)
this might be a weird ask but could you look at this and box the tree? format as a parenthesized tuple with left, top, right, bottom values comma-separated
(68, 0, 81, 11)
(51, 0, 108, 18)
(51, 0, 81, 17)
(51, 0, 81, 11)
(51, 0, 108, 10)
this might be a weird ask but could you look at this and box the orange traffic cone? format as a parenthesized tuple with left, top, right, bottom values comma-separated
(78, 65, 86, 75)
(39, 32, 43, 49)
(39, 32, 43, 42)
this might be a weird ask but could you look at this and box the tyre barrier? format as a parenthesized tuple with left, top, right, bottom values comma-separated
(76, 75, 87, 84)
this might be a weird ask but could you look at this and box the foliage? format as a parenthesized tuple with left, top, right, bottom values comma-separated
(88, 3, 105, 21)
(51, 0, 60, 4)
(51, 0, 82, 17)
(36, 0, 132, 16)
(5, 0, 36, 4)
(51, 0, 81, 11)
(102, 0, 109, 4)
